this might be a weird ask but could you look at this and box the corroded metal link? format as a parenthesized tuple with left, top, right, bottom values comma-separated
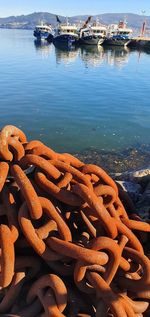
(74, 235, 128, 294)
(29, 143, 84, 168)
(27, 274, 67, 314)
(121, 295, 149, 314)
(81, 164, 118, 194)
(114, 218, 144, 253)
(132, 288, 150, 300)
(20, 154, 61, 179)
(80, 210, 97, 238)
(8, 137, 25, 161)
(86, 271, 128, 317)
(94, 183, 117, 207)
(58, 153, 84, 168)
(107, 204, 120, 219)
(0, 162, 9, 192)
(38, 288, 66, 317)
(38, 197, 72, 241)
(118, 184, 136, 213)
(1, 186, 19, 242)
(46, 236, 108, 266)
(11, 164, 42, 219)
(24, 140, 44, 151)
(0, 272, 25, 313)
(120, 297, 137, 317)
(29, 144, 58, 159)
(0, 125, 27, 161)
(18, 200, 69, 262)
(57, 172, 73, 188)
(74, 260, 95, 295)
(18, 202, 63, 261)
(89, 235, 128, 284)
(114, 197, 129, 218)
(0, 224, 15, 288)
(121, 217, 150, 232)
(49, 160, 93, 190)
(35, 171, 83, 206)
(36, 220, 57, 240)
(72, 183, 118, 239)
(118, 247, 150, 292)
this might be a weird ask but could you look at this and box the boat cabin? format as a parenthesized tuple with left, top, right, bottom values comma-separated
(56, 25, 78, 36)
(91, 25, 107, 37)
(107, 21, 132, 37)
(35, 23, 52, 33)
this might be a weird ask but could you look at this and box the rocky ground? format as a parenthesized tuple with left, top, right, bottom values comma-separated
(75, 144, 150, 223)
(75, 144, 150, 174)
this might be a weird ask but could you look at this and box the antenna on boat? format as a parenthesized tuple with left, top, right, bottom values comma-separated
(140, 21, 146, 37)
(96, 17, 99, 24)
(124, 15, 127, 25)
(140, 10, 146, 37)
(66, 17, 69, 26)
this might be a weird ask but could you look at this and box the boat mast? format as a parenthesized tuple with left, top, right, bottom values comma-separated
(79, 16, 92, 37)
(140, 10, 146, 37)
(140, 21, 146, 37)
(66, 16, 69, 26)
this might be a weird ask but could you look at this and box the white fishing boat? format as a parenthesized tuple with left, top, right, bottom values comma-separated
(33, 21, 53, 41)
(105, 20, 133, 46)
(79, 18, 106, 45)
(53, 17, 79, 46)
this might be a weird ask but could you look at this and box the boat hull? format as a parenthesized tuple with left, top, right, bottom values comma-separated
(53, 34, 78, 46)
(104, 37, 131, 46)
(46, 34, 54, 43)
(79, 35, 104, 45)
(33, 30, 52, 41)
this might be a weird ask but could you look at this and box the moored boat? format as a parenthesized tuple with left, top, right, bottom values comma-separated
(79, 18, 106, 45)
(104, 20, 133, 46)
(53, 17, 79, 46)
(79, 28, 105, 45)
(33, 21, 53, 41)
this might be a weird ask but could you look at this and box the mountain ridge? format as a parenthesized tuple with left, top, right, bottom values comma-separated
(0, 12, 149, 30)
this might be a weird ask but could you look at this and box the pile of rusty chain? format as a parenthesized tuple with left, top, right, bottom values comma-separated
(0, 124, 150, 317)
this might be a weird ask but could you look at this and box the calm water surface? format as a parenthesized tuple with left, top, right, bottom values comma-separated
(0, 29, 150, 154)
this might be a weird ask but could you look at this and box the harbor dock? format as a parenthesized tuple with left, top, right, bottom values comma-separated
(129, 37, 150, 48)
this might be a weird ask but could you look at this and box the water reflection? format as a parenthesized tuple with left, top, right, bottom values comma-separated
(33, 40, 150, 69)
(129, 46, 150, 56)
(80, 45, 104, 68)
(54, 43, 79, 65)
(104, 46, 129, 69)
(34, 40, 53, 59)
(54, 44, 130, 69)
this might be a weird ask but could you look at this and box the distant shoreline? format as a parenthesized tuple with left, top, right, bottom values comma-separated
(0, 11, 149, 31)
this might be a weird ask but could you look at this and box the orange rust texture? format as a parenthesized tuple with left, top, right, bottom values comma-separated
(0, 124, 150, 316)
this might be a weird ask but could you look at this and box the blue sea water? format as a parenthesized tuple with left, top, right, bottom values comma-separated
(0, 28, 150, 153)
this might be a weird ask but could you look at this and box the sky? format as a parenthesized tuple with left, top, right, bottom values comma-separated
(0, 0, 149, 18)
